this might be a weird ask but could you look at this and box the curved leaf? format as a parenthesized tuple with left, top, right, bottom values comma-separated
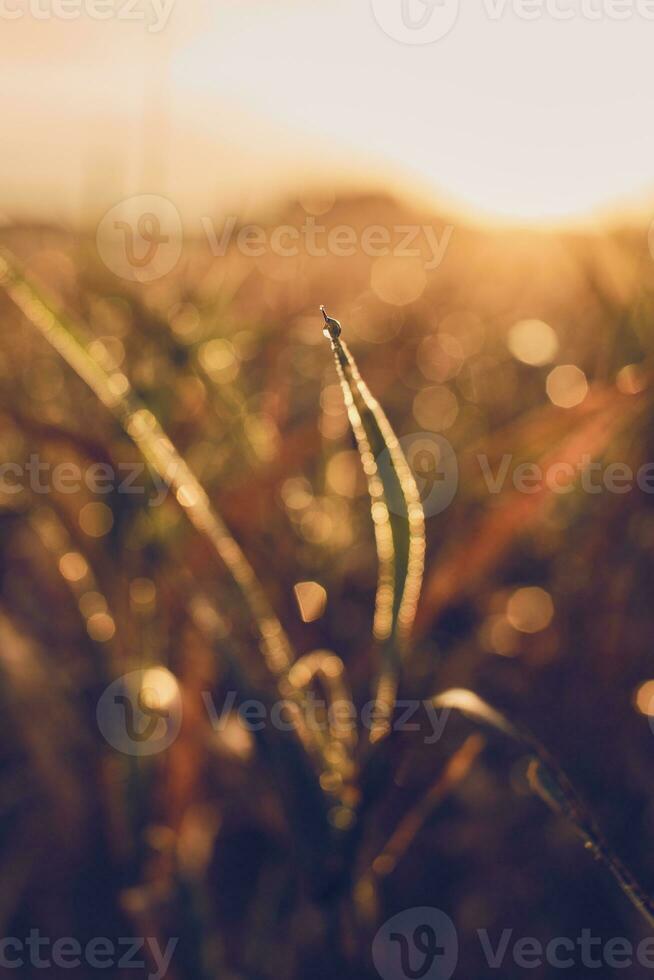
(432, 688, 654, 928)
(321, 308, 425, 742)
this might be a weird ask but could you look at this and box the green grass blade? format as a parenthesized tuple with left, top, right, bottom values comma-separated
(321, 308, 425, 743)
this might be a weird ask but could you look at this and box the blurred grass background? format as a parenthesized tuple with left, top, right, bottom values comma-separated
(2, 193, 654, 978)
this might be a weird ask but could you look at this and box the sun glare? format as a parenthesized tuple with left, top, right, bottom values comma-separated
(2, 1, 652, 226)
(167, 1, 654, 227)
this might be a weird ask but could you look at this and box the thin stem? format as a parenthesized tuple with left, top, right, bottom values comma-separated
(368, 734, 484, 880)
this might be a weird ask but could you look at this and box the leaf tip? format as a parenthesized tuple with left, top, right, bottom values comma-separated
(320, 305, 342, 341)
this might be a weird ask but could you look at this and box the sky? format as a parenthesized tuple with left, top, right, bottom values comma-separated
(2, 0, 654, 228)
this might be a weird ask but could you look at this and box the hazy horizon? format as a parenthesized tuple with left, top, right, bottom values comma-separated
(3, 0, 654, 231)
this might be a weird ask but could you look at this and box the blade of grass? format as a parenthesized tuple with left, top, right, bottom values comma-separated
(367, 733, 484, 881)
(0, 249, 333, 767)
(0, 249, 339, 877)
(0, 249, 293, 677)
(321, 307, 425, 743)
(432, 688, 654, 929)
(287, 650, 358, 791)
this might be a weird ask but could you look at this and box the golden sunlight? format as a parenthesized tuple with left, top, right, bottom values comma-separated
(2, 0, 653, 225)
